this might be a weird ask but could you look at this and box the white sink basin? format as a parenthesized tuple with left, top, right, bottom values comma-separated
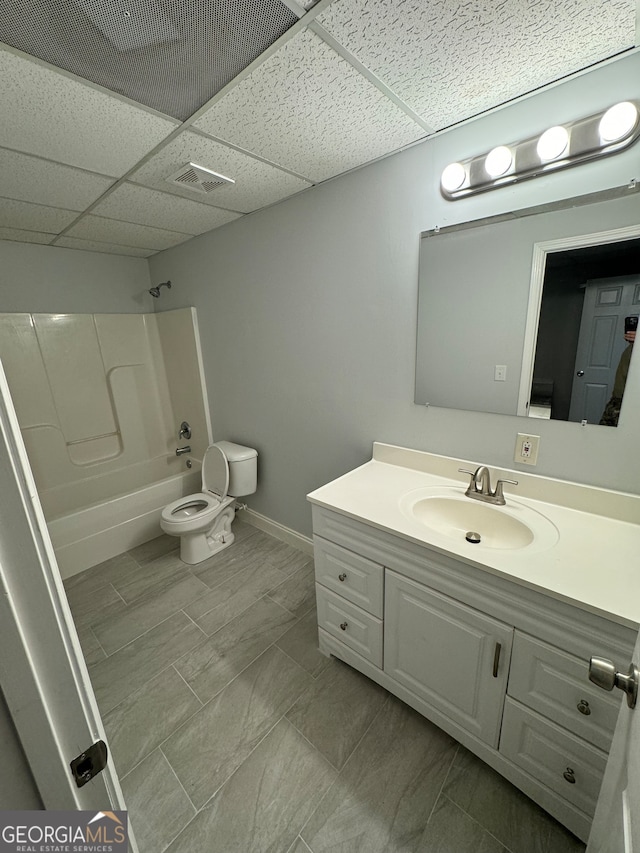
(399, 487, 559, 552)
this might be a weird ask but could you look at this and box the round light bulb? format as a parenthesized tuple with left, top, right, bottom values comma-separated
(441, 162, 467, 192)
(599, 102, 638, 143)
(536, 125, 569, 161)
(484, 146, 512, 178)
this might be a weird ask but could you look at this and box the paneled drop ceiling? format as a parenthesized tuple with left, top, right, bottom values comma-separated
(0, 0, 637, 258)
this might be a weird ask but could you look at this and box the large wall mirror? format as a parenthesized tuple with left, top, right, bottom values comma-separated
(415, 188, 640, 427)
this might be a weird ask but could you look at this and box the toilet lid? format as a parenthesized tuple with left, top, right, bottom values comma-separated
(202, 444, 229, 498)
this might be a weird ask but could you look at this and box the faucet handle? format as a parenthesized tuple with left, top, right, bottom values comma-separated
(493, 478, 518, 502)
(458, 468, 476, 485)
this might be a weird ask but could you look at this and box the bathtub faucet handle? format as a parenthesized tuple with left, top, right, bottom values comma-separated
(176, 445, 191, 456)
(179, 421, 191, 440)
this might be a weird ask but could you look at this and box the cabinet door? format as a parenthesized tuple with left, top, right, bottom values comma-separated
(385, 569, 513, 747)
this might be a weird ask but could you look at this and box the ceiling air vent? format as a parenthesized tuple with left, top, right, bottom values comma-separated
(166, 163, 235, 194)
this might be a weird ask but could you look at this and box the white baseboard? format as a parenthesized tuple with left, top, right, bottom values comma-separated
(238, 507, 313, 556)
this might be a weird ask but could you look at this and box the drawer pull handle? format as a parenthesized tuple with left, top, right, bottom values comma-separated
(338, 573, 347, 582)
(492, 642, 502, 678)
(563, 767, 576, 784)
(577, 699, 591, 716)
(340, 621, 348, 631)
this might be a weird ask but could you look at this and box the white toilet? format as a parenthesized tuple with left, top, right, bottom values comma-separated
(160, 441, 257, 565)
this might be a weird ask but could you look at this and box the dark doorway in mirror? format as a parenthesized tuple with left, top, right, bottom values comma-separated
(533, 239, 640, 425)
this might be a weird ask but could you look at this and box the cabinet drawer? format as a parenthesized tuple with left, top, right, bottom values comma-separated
(314, 536, 383, 617)
(316, 584, 383, 667)
(508, 632, 619, 752)
(501, 697, 607, 817)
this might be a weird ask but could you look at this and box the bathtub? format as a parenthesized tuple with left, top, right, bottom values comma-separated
(44, 455, 201, 579)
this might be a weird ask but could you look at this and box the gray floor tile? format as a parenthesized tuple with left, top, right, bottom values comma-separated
(111, 551, 190, 604)
(443, 748, 585, 853)
(417, 796, 507, 853)
(65, 581, 127, 629)
(174, 596, 298, 703)
(163, 646, 312, 808)
(286, 658, 388, 770)
(75, 625, 107, 667)
(185, 562, 288, 634)
(192, 529, 309, 589)
(122, 750, 195, 853)
(128, 534, 179, 566)
(276, 607, 331, 678)
(165, 719, 336, 853)
(191, 529, 279, 589)
(301, 696, 458, 853)
(63, 552, 140, 594)
(92, 573, 210, 655)
(103, 666, 202, 777)
(89, 611, 205, 714)
(287, 839, 314, 853)
(267, 561, 316, 617)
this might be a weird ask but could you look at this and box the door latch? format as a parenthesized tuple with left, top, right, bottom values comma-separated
(589, 657, 638, 709)
(70, 740, 108, 788)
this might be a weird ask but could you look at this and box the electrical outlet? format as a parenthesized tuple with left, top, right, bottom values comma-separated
(494, 364, 507, 381)
(515, 433, 540, 465)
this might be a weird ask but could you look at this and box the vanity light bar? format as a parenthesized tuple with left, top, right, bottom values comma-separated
(440, 101, 640, 200)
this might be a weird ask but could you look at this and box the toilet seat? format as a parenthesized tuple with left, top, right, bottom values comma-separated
(160, 446, 233, 535)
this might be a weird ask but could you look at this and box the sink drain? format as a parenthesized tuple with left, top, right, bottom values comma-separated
(465, 531, 481, 544)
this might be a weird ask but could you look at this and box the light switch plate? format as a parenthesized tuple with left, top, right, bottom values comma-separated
(515, 433, 540, 465)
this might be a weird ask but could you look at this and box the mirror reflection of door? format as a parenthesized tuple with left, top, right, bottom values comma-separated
(531, 239, 640, 426)
(568, 278, 639, 424)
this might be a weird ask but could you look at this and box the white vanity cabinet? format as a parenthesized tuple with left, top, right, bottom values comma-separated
(310, 503, 635, 842)
(385, 570, 513, 747)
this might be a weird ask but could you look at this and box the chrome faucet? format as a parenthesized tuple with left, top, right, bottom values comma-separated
(176, 445, 191, 456)
(459, 466, 518, 506)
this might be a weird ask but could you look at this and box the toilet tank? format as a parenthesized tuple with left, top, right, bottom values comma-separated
(214, 441, 257, 497)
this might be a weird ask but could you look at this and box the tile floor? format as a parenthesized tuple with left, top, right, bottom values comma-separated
(64, 520, 586, 853)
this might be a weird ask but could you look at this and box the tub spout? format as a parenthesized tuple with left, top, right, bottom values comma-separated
(176, 445, 191, 456)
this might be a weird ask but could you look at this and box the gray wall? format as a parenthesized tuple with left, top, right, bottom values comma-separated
(0, 242, 153, 314)
(149, 53, 640, 535)
(0, 685, 43, 809)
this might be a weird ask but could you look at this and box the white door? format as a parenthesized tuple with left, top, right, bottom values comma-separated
(568, 276, 639, 424)
(586, 629, 640, 853)
(0, 360, 134, 838)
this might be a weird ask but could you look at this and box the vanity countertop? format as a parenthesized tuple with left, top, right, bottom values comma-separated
(307, 443, 640, 629)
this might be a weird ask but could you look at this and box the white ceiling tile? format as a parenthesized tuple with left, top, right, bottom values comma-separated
(0, 148, 115, 210)
(317, 0, 636, 129)
(0, 48, 178, 177)
(91, 183, 243, 235)
(0, 198, 79, 232)
(193, 28, 426, 182)
(0, 228, 55, 245)
(54, 237, 156, 258)
(65, 214, 193, 250)
(129, 130, 311, 212)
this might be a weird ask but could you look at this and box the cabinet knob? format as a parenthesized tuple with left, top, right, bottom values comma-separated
(340, 622, 348, 631)
(576, 699, 591, 716)
(563, 767, 576, 784)
(338, 573, 347, 582)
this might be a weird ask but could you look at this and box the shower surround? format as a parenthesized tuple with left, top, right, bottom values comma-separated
(0, 307, 210, 577)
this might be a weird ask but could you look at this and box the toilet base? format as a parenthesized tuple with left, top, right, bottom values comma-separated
(177, 505, 236, 565)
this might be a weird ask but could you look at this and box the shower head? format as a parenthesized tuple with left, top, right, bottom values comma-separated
(149, 280, 172, 298)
